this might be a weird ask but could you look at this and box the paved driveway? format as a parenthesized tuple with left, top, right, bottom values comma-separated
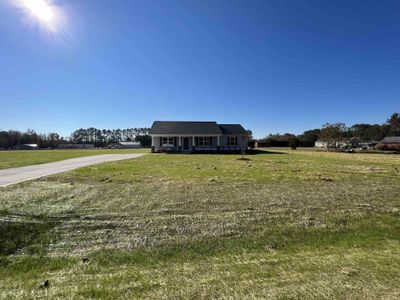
(0, 153, 144, 187)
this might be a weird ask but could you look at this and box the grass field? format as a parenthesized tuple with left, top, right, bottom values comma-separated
(0, 149, 399, 299)
(0, 148, 150, 170)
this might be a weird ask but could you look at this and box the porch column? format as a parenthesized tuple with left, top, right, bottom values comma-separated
(151, 135, 155, 147)
(192, 136, 195, 146)
(179, 136, 182, 146)
(217, 135, 220, 146)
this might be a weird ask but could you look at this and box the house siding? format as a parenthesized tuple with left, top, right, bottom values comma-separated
(151, 135, 248, 153)
(150, 121, 249, 153)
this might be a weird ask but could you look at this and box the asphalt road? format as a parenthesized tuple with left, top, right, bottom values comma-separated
(0, 153, 145, 187)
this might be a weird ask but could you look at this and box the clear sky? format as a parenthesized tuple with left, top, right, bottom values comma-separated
(1, 0, 399, 138)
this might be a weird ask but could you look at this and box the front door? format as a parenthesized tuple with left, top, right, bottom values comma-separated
(183, 137, 190, 151)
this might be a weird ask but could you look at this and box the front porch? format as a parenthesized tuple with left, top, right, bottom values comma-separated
(151, 135, 244, 153)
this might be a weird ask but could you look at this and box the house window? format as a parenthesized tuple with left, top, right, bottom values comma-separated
(197, 137, 211, 147)
(162, 137, 175, 147)
(229, 136, 237, 146)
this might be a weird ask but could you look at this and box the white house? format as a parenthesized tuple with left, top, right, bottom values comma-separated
(150, 121, 249, 153)
(315, 140, 328, 148)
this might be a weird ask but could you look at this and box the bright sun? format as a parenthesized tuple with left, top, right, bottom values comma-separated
(11, 0, 69, 39)
(23, 0, 54, 23)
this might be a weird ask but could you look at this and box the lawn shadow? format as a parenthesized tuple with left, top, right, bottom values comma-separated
(166, 149, 287, 155)
(246, 149, 287, 155)
(0, 217, 56, 256)
(0, 210, 79, 256)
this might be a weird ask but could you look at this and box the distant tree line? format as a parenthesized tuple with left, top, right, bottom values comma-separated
(0, 127, 151, 149)
(70, 127, 151, 147)
(2, 113, 399, 150)
(259, 112, 400, 147)
(0, 129, 67, 149)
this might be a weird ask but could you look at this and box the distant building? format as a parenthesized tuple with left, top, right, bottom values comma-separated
(315, 140, 328, 148)
(118, 141, 142, 148)
(58, 144, 95, 149)
(358, 142, 378, 150)
(348, 137, 361, 148)
(15, 144, 39, 150)
(315, 138, 361, 149)
(254, 141, 269, 148)
(379, 136, 400, 150)
(108, 141, 142, 149)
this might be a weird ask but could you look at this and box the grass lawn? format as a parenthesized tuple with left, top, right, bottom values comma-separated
(0, 148, 150, 170)
(0, 149, 399, 299)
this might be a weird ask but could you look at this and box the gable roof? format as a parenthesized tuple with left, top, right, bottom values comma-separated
(150, 121, 222, 135)
(218, 124, 248, 135)
(150, 121, 249, 135)
(381, 136, 400, 144)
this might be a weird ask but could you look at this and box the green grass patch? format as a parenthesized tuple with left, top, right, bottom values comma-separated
(0, 148, 149, 169)
(42, 149, 400, 184)
(1, 215, 399, 299)
(0, 149, 399, 298)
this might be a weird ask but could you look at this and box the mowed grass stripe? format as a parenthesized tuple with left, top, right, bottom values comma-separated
(0, 149, 399, 298)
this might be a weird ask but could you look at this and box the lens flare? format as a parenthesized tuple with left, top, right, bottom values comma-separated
(23, 0, 54, 23)
(12, 0, 69, 34)
(10, 0, 72, 43)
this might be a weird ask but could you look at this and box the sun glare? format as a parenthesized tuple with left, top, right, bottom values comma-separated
(13, 0, 68, 34)
(23, 0, 54, 23)
(10, 0, 72, 44)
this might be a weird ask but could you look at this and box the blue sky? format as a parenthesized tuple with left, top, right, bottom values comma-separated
(1, 0, 399, 138)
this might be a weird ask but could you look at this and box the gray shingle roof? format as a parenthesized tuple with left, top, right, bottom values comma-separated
(150, 121, 249, 135)
(150, 121, 222, 135)
(381, 136, 400, 144)
(218, 124, 248, 135)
